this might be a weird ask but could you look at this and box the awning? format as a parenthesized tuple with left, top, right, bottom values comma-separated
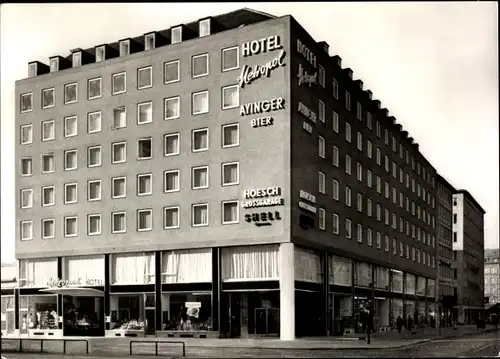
(40, 287, 104, 297)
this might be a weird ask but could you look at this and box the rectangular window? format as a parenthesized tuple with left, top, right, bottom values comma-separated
(42, 120, 55, 141)
(87, 111, 102, 133)
(332, 179, 339, 200)
(192, 203, 209, 227)
(453, 232, 457, 242)
(223, 201, 240, 225)
(392, 239, 397, 255)
(357, 193, 363, 212)
(222, 85, 239, 109)
(112, 212, 126, 233)
(88, 180, 102, 201)
(192, 53, 209, 78)
(357, 132, 363, 151)
(384, 155, 390, 172)
(318, 65, 325, 87)
(64, 217, 78, 237)
(376, 121, 381, 138)
(345, 186, 351, 207)
(50, 58, 59, 72)
(345, 155, 351, 175)
(384, 129, 389, 145)
(64, 83, 78, 104)
(164, 133, 180, 156)
(42, 88, 55, 109)
(192, 128, 209, 152)
(367, 112, 372, 129)
(64, 116, 77, 137)
(20, 221, 33, 240)
(357, 224, 363, 242)
(112, 177, 126, 198)
(72, 52, 82, 66)
(164, 207, 180, 229)
(356, 102, 362, 120)
(164, 170, 180, 193)
(345, 91, 351, 110)
(318, 172, 326, 194)
(199, 18, 211, 37)
(144, 33, 155, 50)
(332, 146, 339, 167)
(384, 209, 389, 225)
(392, 136, 397, 152)
(192, 91, 209, 114)
(367, 140, 372, 158)
(41, 153, 55, 173)
(367, 199, 372, 216)
(112, 72, 126, 94)
(345, 122, 351, 142)
(385, 236, 390, 252)
(332, 111, 339, 133)
(137, 174, 152, 196)
(345, 219, 352, 239)
(171, 26, 182, 44)
(164, 60, 180, 84)
(376, 176, 382, 193)
(357, 162, 363, 182)
(222, 162, 239, 186)
(64, 150, 77, 170)
(332, 214, 339, 234)
(222, 124, 239, 148)
(20, 124, 33, 145)
(318, 208, 326, 230)
(137, 101, 153, 124)
(112, 142, 126, 164)
(318, 100, 325, 123)
(222, 46, 239, 71)
(392, 162, 397, 178)
(42, 186, 55, 206)
(164, 96, 180, 120)
(367, 228, 373, 246)
(64, 183, 78, 204)
(42, 219, 55, 239)
(332, 79, 339, 99)
(453, 213, 457, 224)
(137, 209, 153, 231)
(113, 107, 127, 129)
(376, 148, 381, 166)
(137, 66, 153, 89)
(95, 46, 105, 62)
(192, 166, 209, 189)
(376, 232, 381, 249)
(137, 138, 152, 159)
(88, 214, 101, 236)
(88, 77, 102, 100)
(87, 146, 102, 167)
(20, 189, 33, 209)
(120, 40, 130, 56)
(20, 93, 33, 113)
(318, 135, 325, 158)
(376, 204, 381, 221)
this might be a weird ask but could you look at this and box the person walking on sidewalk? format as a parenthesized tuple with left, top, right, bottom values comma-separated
(365, 308, 374, 344)
(396, 315, 403, 335)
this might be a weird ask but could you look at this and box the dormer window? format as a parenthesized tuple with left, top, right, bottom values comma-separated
(28, 63, 37, 78)
(199, 19, 211, 37)
(120, 40, 130, 57)
(49, 58, 59, 72)
(145, 33, 155, 51)
(95, 46, 105, 62)
(72, 52, 82, 67)
(171, 26, 182, 44)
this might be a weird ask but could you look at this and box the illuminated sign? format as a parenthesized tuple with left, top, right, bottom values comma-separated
(240, 98, 285, 116)
(297, 39, 317, 68)
(47, 277, 104, 288)
(300, 190, 316, 204)
(303, 121, 313, 134)
(297, 63, 318, 87)
(242, 36, 283, 57)
(238, 50, 286, 88)
(252, 117, 274, 128)
(242, 187, 285, 209)
(245, 211, 282, 227)
(299, 201, 317, 214)
(297, 102, 317, 123)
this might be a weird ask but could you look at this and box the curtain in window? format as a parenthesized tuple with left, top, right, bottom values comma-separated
(375, 266, 389, 290)
(112, 252, 155, 285)
(331, 255, 352, 286)
(114, 108, 126, 127)
(224, 165, 237, 183)
(294, 247, 322, 283)
(355, 262, 372, 287)
(64, 255, 105, 285)
(139, 104, 152, 123)
(194, 205, 208, 225)
(224, 88, 238, 107)
(19, 258, 57, 288)
(405, 273, 416, 295)
(224, 127, 238, 146)
(391, 270, 403, 293)
(222, 245, 279, 281)
(427, 279, 435, 297)
(416, 276, 426, 295)
(199, 170, 208, 187)
(161, 248, 212, 283)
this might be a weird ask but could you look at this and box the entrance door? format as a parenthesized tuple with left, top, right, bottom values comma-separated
(254, 308, 279, 336)
(229, 293, 241, 338)
(144, 294, 155, 335)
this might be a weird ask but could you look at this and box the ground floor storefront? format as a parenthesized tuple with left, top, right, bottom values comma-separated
(2, 244, 437, 340)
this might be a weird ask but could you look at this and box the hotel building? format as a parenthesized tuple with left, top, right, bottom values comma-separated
(9, 8, 442, 340)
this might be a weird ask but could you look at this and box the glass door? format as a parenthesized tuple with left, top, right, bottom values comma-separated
(144, 294, 155, 335)
(229, 293, 241, 338)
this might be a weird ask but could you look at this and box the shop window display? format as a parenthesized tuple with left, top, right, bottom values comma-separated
(161, 293, 212, 331)
(405, 273, 416, 295)
(375, 266, 389, 290)
(331, 255, 352, 286)
(416, 276, 426, 296)
(19, 295, 58, 334)
(417, 301, 426, 327)
(1, 296, 15, 335)
(354, 262, 372, 287)
(405, 299, 416, 324)
(331, 293, 353, 335)
(295, 247, 322, 283)
(427, 279, 435, 298)
(390, 269, 403, 293)
(110, 295, 145, 331)
(63, 296, 104, 336)
(390, 298, 403, 328)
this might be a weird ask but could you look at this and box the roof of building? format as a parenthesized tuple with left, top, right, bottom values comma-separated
(455, 189, 486, 214)
(436, 173, 456, 192)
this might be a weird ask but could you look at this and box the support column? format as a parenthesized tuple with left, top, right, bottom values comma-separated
(57, 257, 63, 330)
(155, 251, 162, 331)
(322, 252, 330, 336)
(15, 288, 20, 330)
(211, 247, 220, 332)
(279, 242, 295, 340)
(104, 254, 110, 330)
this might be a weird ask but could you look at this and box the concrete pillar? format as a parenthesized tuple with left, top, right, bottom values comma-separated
(279, 242, 295, 340)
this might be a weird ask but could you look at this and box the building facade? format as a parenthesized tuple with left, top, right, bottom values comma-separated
(484, 249, 500, 305)
(13, 8, 441, 340)
(436, 175, 457, 321)
(1, 262, 18, 336)
(452, 191, 486, 324)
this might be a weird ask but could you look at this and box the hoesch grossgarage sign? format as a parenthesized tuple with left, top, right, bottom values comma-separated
(242, 187, 284, 227)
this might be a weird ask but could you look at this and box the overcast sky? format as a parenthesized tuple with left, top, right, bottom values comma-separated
(1, 2, 498, 262)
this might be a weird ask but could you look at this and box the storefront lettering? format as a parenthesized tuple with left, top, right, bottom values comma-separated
(46, 277, 103, 288)
(240, 98, 285, 116)
(242, 187, 284, 209)
(299, 201, 317, 214)
(297, 102, 317, 123)
(238, 50, 286, 88)
(244, 187, 281, 199)
(303, 121, 313, 134)
(242, 35, 283, 57)
(251, 117, 274, 128)
(245, 211, 282, 227)
(297, 63, 318, 87)
(297, 39, 317, 67)
(299, 190, 316, 204)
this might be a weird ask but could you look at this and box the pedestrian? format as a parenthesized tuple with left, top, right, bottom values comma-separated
(407, 315, 413, 334)
(396, 315, 403, 335)
(365, 308, 374, 344)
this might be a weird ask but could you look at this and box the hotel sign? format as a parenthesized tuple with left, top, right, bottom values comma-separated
(298, 102, 317, 123)
(242, 187, 285, 209)
(242, 35, 283, 57)
(299, 190, 317, 214)
(245, 211, 282, 227)
(238, 50, 286, 88)
(47, 277, 104, 288)
(297, 63, 318, 87)
(297, 39, 317, 67)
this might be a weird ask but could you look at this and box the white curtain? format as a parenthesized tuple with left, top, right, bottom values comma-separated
(355, 262, 372, 287)
(391, 270, 403, 293)
(113, 107, 126, 127)
(224, 126, 238, 146)
(294, 247, 322, 283)
(64, 255, 104, 285)
(405, 273, 416, 295)
(139, 103, 152, 123)
(416, 277, 426, 295)
(162, 248, 212, 283)
(112, 252, 155, 285)
(19, 258, 57, 288)
(222, 245, 279, 281)
(331, 255, 352, 286)
(224, 87, 238, 107)
(224, 164, 237, 183)
(427, 279, 435, 297)
(375, 267, 389, 290)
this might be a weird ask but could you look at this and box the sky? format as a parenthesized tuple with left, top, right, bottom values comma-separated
(1, 2, 498, 263)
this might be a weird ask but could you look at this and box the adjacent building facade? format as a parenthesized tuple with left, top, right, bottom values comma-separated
(485, 249, 500, 305)
(11, 8, 448, 340)
(1, 262, 18, 336)
(452, 191, 486, 324)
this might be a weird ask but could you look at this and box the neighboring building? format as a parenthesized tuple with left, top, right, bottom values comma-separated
(484, 248, 500, 305)
(452, 190, 486, 324)
(436, 175, 457, 320)
(1, 262, 18, 336)
(14, 8, 441, 340)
